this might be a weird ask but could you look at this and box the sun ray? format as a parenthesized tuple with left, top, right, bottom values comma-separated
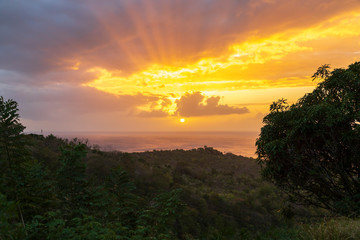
(84, 10, 360, 98)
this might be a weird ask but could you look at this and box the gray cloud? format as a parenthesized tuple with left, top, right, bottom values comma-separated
(175, 92, 249, 117)
(0, 0, 359, 129)
(0, 83, 161, 121)
(137, 91, 250, 118)
(0, 1, 108, 75)
(1, 0, 359, 79)
(137, 109, 168, 118)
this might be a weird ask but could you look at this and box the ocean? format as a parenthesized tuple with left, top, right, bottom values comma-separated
(47, 131, 259, 158)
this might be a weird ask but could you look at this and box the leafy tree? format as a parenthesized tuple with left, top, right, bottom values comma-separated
(0, 95, 306, 238)
(0, 97, 28, 232)
(26, 212, 118, 240)
(0, 96, 26, 168)
(136, 189, 185, 239)
(56, 143, 89, 217)
(105, 167, 138, 226)
(17, 161, 57, 218)
(0, 193, 25, 239)
(256, 62, 360, 215)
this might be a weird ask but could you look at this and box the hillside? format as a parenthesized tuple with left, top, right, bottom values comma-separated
(1, 133, 334, 239)
(22, 134, 290, 238)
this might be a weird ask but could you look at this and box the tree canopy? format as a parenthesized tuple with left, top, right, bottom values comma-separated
(1, 96, 288, 239)
(0, 96, 26, 168)
(256, 61, 360, 215)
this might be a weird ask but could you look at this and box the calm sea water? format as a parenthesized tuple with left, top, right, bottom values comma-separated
(48, 131, 259, 158)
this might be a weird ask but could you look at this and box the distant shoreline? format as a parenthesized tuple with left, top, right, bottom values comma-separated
(26, 131, 258, 158)
(25, 130, 260, 135)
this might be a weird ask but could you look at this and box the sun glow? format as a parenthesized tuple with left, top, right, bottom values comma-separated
(75, 8, 360, 126)
(84, 11, 360, 98)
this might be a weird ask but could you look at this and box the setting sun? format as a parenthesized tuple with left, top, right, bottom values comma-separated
(2, 1, 360, 236)
(1, 0, 359, 134)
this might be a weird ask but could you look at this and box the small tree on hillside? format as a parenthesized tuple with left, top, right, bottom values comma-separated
(256, 62, 360, 215)
(0, 96, 26, 169)
(0, 97, 28, 231)
(0, 97, 56, 235)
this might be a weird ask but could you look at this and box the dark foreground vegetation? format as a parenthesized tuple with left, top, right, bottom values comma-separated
(1, 131, 295, 239)
(2, 61, 360, 239)
(0, 98, 319, 240)
(257, 61, 360, 216)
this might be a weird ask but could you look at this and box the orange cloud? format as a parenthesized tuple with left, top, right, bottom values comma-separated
(2, 0, 360, 132)
(137, 92, 249, 118)
(174, 92, 249, 117)
(84, 10, 360, 97)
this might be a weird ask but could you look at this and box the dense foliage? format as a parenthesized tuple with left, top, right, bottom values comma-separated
(256, 62, 360, 215)
(7, 94, 357, 239)
(0, 97, 306, 239)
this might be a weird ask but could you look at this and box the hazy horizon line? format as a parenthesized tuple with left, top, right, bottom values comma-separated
(25, 130, 260, 135)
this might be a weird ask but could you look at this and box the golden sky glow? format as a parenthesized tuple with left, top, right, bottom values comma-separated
(82, 10, 360, 122)
(1, 0, 360, 132)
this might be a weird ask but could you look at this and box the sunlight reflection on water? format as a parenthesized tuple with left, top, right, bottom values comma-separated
(51, 131, 259, 158)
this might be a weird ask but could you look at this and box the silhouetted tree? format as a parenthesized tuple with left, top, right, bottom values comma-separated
(0, 97, 28, 232)
(256, 62, 360, 215)
(0, 96, 26, 171)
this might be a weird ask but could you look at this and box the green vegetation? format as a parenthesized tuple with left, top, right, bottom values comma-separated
(256, 62, 360, 215)
(0, 96, 297, 239)
(2, 132, 295, 239)
(2, 61, 360, 239)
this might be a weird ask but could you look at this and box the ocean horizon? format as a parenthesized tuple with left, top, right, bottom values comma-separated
(29, 131, 259, 158)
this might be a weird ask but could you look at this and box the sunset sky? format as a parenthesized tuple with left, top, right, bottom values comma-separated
(1, 0, 360, 132)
